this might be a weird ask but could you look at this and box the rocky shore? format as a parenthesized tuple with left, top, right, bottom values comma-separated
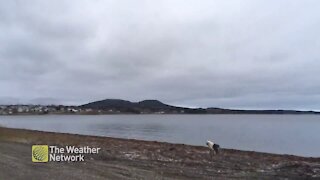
(0, 127, 319, 179)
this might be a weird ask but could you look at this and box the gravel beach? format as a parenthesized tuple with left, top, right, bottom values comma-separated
(0, 127, 319, 179)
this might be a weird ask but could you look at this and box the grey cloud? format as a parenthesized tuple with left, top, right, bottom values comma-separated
(0, 0, 320, 110)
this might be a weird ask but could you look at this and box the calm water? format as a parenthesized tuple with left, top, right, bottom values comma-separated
(0, 115, 319, 157)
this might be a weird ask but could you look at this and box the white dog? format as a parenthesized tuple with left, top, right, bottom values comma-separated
(206, 140, 220, 158)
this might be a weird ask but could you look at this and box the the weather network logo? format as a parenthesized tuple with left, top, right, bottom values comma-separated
(32, 145, 49, 163)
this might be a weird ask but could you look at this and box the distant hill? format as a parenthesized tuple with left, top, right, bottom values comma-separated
(80, 99, 320, 114)
(138, 100, 170, 109)
(80, 99, 201, 114)
(81, 99, 134, 109)
(1, 99, 319, 115)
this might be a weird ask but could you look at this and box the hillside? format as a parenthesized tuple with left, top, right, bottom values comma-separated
(80, 99, 203, 114)
(80, 99, 319, 114)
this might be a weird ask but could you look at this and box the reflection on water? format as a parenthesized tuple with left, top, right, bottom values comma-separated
(0, 114, 319, 157)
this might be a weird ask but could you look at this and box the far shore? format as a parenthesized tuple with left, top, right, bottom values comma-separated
(0, 127, 319, 179)
(1, 99, 319, 116)
(1, 112, 320, 116)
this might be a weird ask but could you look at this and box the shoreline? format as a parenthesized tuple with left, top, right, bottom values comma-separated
(1, 126, 319, 158)
(1, 127, 320, 179)
(1, 112, 320, 116)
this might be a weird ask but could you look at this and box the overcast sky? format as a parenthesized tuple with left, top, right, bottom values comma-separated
(0, 0, 320, 110)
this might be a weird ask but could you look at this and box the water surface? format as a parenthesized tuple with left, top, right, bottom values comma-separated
(0, 115, 319, 157)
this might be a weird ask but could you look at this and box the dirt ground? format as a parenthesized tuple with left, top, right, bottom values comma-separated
(0, 127, 319, 179)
